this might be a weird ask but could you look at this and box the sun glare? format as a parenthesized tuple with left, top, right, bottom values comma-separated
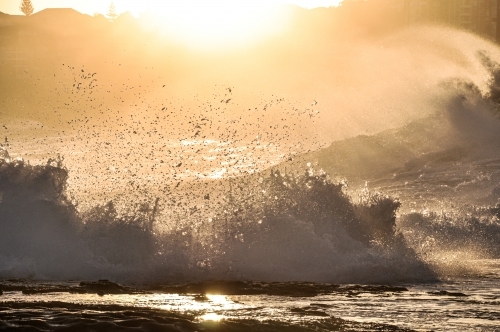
(140, 1, 290, 49)
(206, 294, 230, 305)
(200, 312, 224, 321)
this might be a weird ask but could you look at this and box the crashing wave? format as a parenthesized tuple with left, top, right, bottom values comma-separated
(0, 151, 436, 284)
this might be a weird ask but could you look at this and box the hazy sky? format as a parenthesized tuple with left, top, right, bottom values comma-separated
(0, 0, 343, 16)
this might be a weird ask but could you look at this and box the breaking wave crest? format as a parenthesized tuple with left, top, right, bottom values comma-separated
(399, 206, 500, 277)
(0, 147, 435, 284)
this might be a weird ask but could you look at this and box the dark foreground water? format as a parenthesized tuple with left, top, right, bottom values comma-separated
(1, 260, 499, 332)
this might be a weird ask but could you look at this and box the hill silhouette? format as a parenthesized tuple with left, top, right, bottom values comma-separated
(30, 8, 96, 33)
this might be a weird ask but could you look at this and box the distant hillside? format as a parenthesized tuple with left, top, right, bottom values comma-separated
(306, 114, 456, 182)
(29, 8, 96, 33)
(287, 94, 500, 185)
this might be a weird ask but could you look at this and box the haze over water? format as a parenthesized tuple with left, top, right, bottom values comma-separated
(1, 2, 500, 331)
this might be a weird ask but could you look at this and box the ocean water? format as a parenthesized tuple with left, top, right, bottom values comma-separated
(2, 25, 500, 331)
(0, 270, 499, 331)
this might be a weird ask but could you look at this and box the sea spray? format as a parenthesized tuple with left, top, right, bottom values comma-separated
(0, 149, 89, 279)
(0, 149, 436, 283)
(399, 206, 500, 276)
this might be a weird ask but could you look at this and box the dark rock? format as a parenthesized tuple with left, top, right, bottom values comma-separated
(156, 281, 342, 297)
(341, 285, 409, 293)
(154, 281, 410, 297)
(291, 307, 330, 317)
(310, 303, 332, 308)
(428, 290, 468, 297)
(0, 279, 144, 296)
(79, 280, 132, 295)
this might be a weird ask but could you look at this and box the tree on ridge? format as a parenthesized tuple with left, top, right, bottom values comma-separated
(107, 2, 117, 22)
(19, 0, 34, 16)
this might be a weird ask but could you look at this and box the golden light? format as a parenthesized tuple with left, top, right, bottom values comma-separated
(206, 294, 230, 305)
(200, 312, 224, 321)
(138, 0, 291, 50)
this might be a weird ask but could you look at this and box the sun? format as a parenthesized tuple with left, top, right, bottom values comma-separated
(132, 0, 291, 49)
(101, 0, 344, 50)
(173, 1, 274, 38)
